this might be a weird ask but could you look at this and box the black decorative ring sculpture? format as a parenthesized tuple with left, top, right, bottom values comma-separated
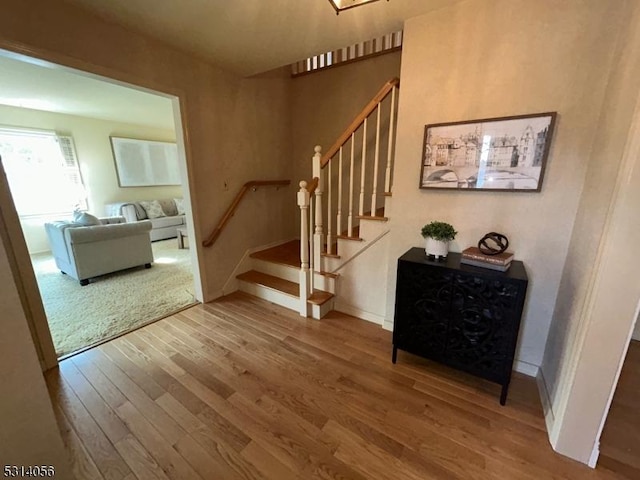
(478, 232, 509, 256)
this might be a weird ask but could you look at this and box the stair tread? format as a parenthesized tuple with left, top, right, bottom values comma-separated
(251, 241, 339, 276)
(308, 290, 334, 305)
(319, 271, 339, 279)
(337, 235, 364, 241)
(250, 240, 300, 268)
(340, 225, 360, 238)
(356, 215, 388, 221)
(237, 270, 333, 305)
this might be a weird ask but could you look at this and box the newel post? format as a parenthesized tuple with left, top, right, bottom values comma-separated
(312, 145, 324, 273)
(297, 181, 311, 317)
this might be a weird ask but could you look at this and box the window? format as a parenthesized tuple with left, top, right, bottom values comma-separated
(0, 129, 86, 216)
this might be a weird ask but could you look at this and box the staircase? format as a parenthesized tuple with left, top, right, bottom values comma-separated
(236, 78, 399, 319)
(236, 240, 337, 319)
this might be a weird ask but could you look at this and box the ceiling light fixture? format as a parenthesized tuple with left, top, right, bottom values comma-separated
(327, 0, 389, 15)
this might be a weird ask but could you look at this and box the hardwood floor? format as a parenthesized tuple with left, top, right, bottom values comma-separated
(598, 340, 640, 479)
(47, 292, 625, 479)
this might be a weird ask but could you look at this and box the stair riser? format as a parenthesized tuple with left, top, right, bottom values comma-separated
(251, 258, 336, 293)
(251, 258, 299, 283)
(322, 219, 390, 275)
(313, 273, 335, 293)
(357, 217, 389, 242)
(323, 256, 342, 272)
(237, 279, 300, 311)
(312, 298, 334, 319)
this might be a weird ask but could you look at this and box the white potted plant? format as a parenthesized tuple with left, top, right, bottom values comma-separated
(421, 221, 457, 259)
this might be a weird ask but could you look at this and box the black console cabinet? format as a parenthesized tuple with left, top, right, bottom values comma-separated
(392, 248, 528, 405)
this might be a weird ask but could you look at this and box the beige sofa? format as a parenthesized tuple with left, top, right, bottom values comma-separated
(106, 199, 186, 241)
(45, 216, 153, 286)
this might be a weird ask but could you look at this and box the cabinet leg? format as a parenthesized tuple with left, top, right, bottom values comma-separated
(500, 383, 509, 406)
(392, 346, 397, 364)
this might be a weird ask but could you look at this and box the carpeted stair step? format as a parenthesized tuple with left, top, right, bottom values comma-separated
(236, 270, 334, 316)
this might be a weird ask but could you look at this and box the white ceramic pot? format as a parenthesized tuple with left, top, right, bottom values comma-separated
(425, 237, 449, 259)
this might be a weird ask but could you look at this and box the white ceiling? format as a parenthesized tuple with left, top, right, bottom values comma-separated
(63, 0, 463, 76)
(0, 0, 462, 128)
(0, 54, 175, 130)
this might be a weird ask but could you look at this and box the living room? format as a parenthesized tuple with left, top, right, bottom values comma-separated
(0, 55, 198, 356)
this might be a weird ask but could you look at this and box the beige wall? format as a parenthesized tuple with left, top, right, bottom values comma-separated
(385, 0, 623, 373)
(0, 0, 294, 302)
(542, 0, 640, 412)
(0, 104, 180, 253)
(538, 0, 640, 463)
(291, 51, 401, 185)
(0, 233, 72, 476)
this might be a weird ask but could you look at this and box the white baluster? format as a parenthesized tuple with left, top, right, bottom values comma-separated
(348, 133, 355, 236)
(385, 86, 397, 193)
(297, 181, 310, 316)
(309, 194, 314, 292)
(337, 147, 343, 243)
(327, 159, 333, 255)
(359, 117, 368, 216)
(312, 146, 323, 273)
(371, 103, 381, 215)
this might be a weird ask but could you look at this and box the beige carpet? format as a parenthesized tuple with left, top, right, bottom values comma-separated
(31, 239, 196, 357)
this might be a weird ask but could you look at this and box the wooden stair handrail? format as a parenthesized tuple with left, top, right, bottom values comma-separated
(307, 177, 319, 195)
(320, 77, 399, 168)
(202, 180, 291, 247)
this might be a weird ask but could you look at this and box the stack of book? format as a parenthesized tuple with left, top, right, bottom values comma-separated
(460, 247, 514, 271)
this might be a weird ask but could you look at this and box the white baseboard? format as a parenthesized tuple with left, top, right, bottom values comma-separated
(514, 360, 539, 377)
(334, 301, 385, 326)
(29, 248, 51, 255)
(536, 367, 556, 437)
(588, 443, 599, 468)
(382, 318, 394, 331)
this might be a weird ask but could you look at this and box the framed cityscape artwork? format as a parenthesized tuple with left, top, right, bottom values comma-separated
(419, 112, 557, 192)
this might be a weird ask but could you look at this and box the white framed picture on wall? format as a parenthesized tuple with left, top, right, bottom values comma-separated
(110, 136, 180, 187)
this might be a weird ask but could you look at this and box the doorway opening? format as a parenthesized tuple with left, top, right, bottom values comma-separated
(0, 50, 202, 360)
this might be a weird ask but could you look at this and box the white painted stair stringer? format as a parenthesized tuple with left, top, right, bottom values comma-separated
(325, 216, 390, 273)
(331, 226, 391, 326)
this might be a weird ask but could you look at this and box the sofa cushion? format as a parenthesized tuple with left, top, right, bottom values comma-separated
(129, 202, 148, 220)
(66, 220, 153, 244)
(158, 199, 178, 216)
(139, 200, 165, 219)
(149, 215, 184, 229)
(73, 211, 102, 226)
(174, 198, 185, 215)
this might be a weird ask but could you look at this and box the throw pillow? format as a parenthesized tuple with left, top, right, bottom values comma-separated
(174, 198, 186, 215)
(139, 200, 166, 219)
(158, 199, 178, 217)
(73, 211, 102, 226)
